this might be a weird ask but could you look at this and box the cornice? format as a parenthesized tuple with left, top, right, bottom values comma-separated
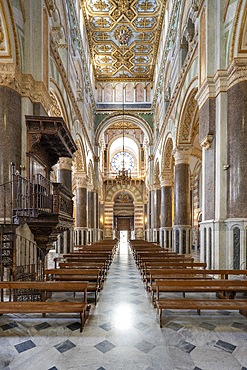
(21, 74, 51, 112)
(0, 62, 51, 111)
(196, 58, 247, 109)
(0, 62, 21, 90)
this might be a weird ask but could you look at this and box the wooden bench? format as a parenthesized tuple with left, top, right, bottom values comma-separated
(64, 257, 112, 271)
(149, 269, 247, 303)
(0, 281, 89, 332)
(156, 299, 247, 328)
(59, 262, 107, 280)
(154, 279, 247, 327)
(45, 268, 102, 304)
(138, 257, 194, 276)
(0, 280, 88, 303)
(143, 261, 207, 282)
(0, 301, 87, 332)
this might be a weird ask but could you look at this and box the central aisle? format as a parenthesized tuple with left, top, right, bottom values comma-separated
(82, 238, 175, 370)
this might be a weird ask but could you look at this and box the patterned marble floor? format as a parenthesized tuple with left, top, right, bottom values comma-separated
(0, 240, 247, 370)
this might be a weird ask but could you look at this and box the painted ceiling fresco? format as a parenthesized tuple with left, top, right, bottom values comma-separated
(81, 0, 166, 81)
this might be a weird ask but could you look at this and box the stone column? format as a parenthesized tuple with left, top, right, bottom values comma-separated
(149, 189, 154, 242)
(147, 189, 152, 241)
(153, 184, 161, 243)
(87, 184, 95, 244)
(0, 87, 22, 222)
(57, 157, 74, 252)
(160, 172, 173, 249)
(74, 173, 88, 246)
(57, 157, 72, 191)
(173, 148, 191, 254)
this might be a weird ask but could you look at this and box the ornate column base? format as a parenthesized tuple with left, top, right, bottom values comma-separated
(173, 225, 191, 254)
(160, 227, 173, 249)
(74, 227, 88, 247)
(201, 219, 247, 269)
(200, 220, 230, 269)
(152, 228, 160, 244)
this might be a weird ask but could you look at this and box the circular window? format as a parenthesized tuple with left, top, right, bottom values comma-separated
(111, 151, 134, 172)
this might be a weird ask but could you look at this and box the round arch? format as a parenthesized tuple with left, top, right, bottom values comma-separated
(95, 112, 153, 146)
(105, 184, 143, 203)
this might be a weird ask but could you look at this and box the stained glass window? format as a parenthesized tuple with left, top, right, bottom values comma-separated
(111, 151, 134, 171)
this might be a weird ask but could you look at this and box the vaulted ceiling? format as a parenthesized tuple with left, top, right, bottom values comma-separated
(81, 0, 166, 82)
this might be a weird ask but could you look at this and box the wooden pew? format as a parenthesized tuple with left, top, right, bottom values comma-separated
(143, 261, 207, 283)
(150, 269, 247, 303)
(45, 268, 102, 305)
(64, 256, 112, 271)
(0, 280, 88, 302)
(0, 281, 89, 332)
(154, 279, 247, 327)
(0, 302, 87, 332)
(59, 262, 107, 281)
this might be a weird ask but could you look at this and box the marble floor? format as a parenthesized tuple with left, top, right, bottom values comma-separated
(0, 240, 247, 370)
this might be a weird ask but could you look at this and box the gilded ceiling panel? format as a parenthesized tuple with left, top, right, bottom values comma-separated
(81, 0, 166, 81)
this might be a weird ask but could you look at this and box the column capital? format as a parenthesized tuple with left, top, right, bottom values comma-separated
(152, 182, 161, 190)
(159, 172, 173, 187)
(57, 157, 72, 171)
(173, 147, 191, 165)
(74, 172, 88, 189)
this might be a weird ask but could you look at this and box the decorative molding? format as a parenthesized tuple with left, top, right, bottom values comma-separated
(0, 63, 51, 111)
(173, 146, 192, 165)
(200, 134, 214, 150)
(160, 171, 173, 187)
(22, 75, 51, 112)
(57, 157, 72, 171)
(0, 62, 21, 90)
(74, 172, 88, 189)
(196, 58, 247, 109)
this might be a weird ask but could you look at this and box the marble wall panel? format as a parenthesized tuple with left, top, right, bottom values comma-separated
(199, 98, 216, 143)
(204, 146, 215, 220)
(227, 81, 247, 218)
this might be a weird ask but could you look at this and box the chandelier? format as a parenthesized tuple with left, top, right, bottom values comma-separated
(115, 14, 132, 186)
(115, 102, 132, 185)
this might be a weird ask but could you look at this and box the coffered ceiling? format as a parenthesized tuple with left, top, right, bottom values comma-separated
(81, 0, 166, 82)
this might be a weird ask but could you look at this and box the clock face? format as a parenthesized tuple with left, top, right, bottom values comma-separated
(111, 151, 134, 172)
